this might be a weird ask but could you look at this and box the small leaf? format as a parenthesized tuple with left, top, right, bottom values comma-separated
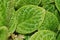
(24, 35, 31, 40)
(58, 24, 60, 30)
(0, 26, 8, 40)
(55, 0, 60, 12)
(43, 4, 56, 13)
(43, 4, 60, 21)
(57, 34, 60, 40)
(38, 11, 59, 31)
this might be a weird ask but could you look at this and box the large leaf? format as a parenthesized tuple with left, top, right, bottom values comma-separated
(16, 5, 45, 34)
(29, 30, 56, 40)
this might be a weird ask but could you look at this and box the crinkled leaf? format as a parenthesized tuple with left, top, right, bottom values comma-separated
(15, 0, 41, 9)
(41, 0, 54, 5)
(43, 4, 60, 22)
(38, 11, 59, 31)
(55, 0, 60, 12)
(16, 5, 59, 34)
(6, 0, 17, 35)
(0, 26, 8, 40)
(29, 30, 56, 40)
(16, 5, 45, 34)
(0, 0, 7, 26)
(43, 4, 56, 13)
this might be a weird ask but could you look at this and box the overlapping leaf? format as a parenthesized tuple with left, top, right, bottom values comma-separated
(0, 26, 8, 40)
(15, 0, 41, 9)
(38, 11, 59, 31)
(29, 30, 56, 40)
(55, 0, 60, 12)
(0, 0, 7, 26)
(16, 5, 59, 34)
(6, 0, 17, 35)
(16, 5, 45, 34)
(41, 0, 54, 5)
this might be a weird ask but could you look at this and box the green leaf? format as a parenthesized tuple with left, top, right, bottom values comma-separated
(43, 4, 60, 23)
(0, 0, 7, 26)
(29, 30, 56, 40)
(43, 4, 56, 13)
(0, 26, 8, 40)
(6, 0, 17, 35)
(41, 0, 54, 5)
(57, 34, 60, 40)
(55, 0, 60, 12)
(15, 0, 41, 9)
(16, 5, 59, 34)
(16, 5, 46, 34)
(58, 24, 60, 30)
(38, 11, 59, 31)
(43, 4, 60, 18)
(24, 35, 31, 40)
